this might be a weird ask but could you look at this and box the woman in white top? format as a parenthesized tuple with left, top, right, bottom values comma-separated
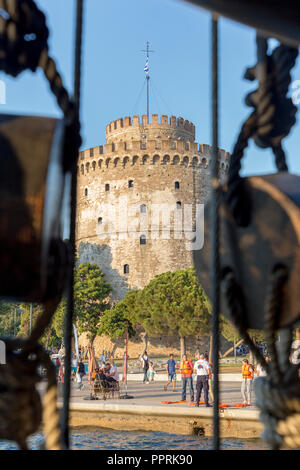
(256, 356, 270, 377)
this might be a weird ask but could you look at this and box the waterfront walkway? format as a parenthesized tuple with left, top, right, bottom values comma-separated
(61, 377, 256, 408)
(57, 378, 261, 439)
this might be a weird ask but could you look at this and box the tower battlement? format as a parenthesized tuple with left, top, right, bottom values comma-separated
(105, 114, 195, 143)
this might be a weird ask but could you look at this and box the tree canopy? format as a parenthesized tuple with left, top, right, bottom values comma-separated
(98, 291, 138, 340)
(74, 262, 112, 341)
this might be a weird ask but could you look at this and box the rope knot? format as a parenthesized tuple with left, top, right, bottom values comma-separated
(255, 374, 300, 449)
(225, 38, 299, 227)
(0, 0, 49, 77)
(244, 42, 298, 163)
(0, 339, 42, 449)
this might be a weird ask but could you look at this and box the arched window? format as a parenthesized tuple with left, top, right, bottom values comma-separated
(84, 188, 88, 197)
(105, 184, 110, 192)
(140, 204, 147, 214)
(176, 201, 182, 210)
(128, 180, 134, 188)
(98, 217, 103, 225)
(140, 235, 147, 245)
(175, 181, 180, 190)
(124, 264, 129, 274)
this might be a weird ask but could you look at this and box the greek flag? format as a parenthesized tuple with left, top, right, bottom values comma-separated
(144, 58, 149, 76)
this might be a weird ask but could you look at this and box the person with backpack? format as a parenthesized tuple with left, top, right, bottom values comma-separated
(140, 351, 150, 384)
(77, 358, 85, 390)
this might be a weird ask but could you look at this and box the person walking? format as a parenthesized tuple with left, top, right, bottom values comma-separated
(180, 354, 194, 402)
(194, 353, 211, 407)
(241, 358, 254, 405)
(140, 351, 150, 384)
(77, 358, 85, 390)
(164, 354, 177, 392)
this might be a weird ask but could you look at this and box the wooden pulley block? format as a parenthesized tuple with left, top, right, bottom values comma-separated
(193, 172, 300, 330)
(0, 114, 68, 303)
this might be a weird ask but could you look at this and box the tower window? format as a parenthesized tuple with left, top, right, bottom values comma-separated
(128, 180, 134, 188)
(105, 184, 110, 191)
(175, 181, 180, 190)
(98, 217, 103, 225)
(140, 204, 147, 214)
(176, 201, 182, 210)
(124, 264, 129, 274)
(140, 235, 147, 245)
(85, 188, 88, 197)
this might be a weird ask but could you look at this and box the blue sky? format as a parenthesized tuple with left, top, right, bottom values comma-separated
(1, 0, 300, 176)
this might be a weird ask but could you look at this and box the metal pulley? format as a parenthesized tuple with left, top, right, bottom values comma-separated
(0, 114, 68, 303)
(193, 172, 300, 330)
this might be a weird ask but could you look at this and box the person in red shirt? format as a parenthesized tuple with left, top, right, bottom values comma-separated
(180, 354, 194, 402)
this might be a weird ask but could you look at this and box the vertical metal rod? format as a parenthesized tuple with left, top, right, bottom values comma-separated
(61, 0, 84, 449)
(210, 15, 220, 450)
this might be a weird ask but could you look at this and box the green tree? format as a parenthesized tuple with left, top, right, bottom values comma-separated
(98, 294, 137, 340)
(18, 303, 61, 349)
(0, 302, 20, 337)
(74, 263, 112, 343)
(134, 268, 211, 358)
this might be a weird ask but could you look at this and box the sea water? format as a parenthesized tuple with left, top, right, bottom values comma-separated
(0, 430, 270, 450)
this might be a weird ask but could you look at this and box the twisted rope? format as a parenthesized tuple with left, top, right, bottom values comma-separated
(223, 266, 300, 449)
(0, 339, 62, 450)
(225, 36, 298, 227)
(0, 0, 83, 450)
(39, 349, 62, 450)
(221, 268, 268, 370)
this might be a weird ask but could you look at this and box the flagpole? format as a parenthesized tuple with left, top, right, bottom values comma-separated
(147, 72, 149, 121)
(142, 41, 154, 120)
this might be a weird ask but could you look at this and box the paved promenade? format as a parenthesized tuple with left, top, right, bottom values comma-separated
(58, 378, 261, 439)
(61, 377, 257, 408)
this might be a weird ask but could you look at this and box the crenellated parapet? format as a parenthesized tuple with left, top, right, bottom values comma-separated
(105, 114, 195, 143)
(78, 141, 230, 176)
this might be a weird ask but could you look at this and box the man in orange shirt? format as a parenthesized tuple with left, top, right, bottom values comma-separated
(180, 353, 194, 402)
(241, 358, 254, 405)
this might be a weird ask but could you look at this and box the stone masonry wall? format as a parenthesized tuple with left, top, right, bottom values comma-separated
(75, 115, 230, 354)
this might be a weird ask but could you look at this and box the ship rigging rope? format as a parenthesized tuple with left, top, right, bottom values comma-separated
(221, 35, 300, 450)
(225, 35, 298, 227)
(0, 0, 83, 450)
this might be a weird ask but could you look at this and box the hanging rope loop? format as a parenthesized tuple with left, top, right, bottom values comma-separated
(225, 36, 298, 227)
(0, 0, 49, 76)
(0, 0, 83, 449)
(222, 262, 300, 449)
(0, 338, 62, 450)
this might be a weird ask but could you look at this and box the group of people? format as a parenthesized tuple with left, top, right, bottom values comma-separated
(164, 352, 213, 407)
(92, 360, 119, 386)
(140, 351, 213, 407)
(69, 353, 120, 391)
